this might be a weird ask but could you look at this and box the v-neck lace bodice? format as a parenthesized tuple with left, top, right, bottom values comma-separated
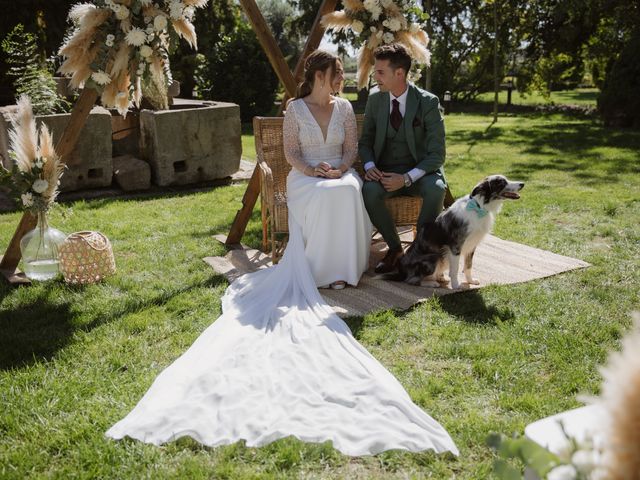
(283, 97, 358, 171)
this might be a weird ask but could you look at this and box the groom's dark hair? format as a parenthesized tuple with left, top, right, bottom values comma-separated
(374, 44, 412, 76)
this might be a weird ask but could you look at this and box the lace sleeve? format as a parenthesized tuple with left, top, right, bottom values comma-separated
(340, 99, 358, 170)
(283, 102, 313, 176)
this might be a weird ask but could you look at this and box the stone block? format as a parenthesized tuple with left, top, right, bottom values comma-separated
(0, 106, 113, 192)
(113, 155, 151, 191)
(139, 101, 241, 186)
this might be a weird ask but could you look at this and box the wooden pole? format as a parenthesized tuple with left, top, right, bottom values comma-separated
(238, 0, 297, 98)
(0, 88, 98, 282)
(492, 0, 499, 123)
(277, 0, 338, 115)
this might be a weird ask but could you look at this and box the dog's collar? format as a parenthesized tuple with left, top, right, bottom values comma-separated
(466, 198, 488, 218)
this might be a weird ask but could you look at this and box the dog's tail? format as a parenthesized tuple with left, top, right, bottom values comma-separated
(375, 271, 407, 282)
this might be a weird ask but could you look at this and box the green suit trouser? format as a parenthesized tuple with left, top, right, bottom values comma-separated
(362, 172, 447, 251)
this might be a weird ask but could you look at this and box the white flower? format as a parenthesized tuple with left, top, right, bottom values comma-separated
(169, 1, 184, 20)
(32, 179, 49, 194)
(409, 22, 421, 33)
(351, 20, 364, 34)
(154, 15, 168, 31)
(370, 26, 377, 33)
(34, 160, 43, 169)
(115, 5, 130, 20)
(370, 7, 382, 20)
(571, 450, 598, 474)
(547, 464, 577, 480)
(184, 6, 195, 20)
(139, 45, 153, 58)
(21, 192, 34, 207)
(140, 0, 153, 6)
(145, 26, 154, 34)
(383, 32, 394, 43)
(380, 0, 393, 6)
(105, 33, 115, 47)
(91, 70, 111, 85)
(388, 18, 402, 32)
(363, 0, 378, 13)
(125, 27, 147, 46)
(106, 34, 115, 42)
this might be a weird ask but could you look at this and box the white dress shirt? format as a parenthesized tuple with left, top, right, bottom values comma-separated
(364, 86, 426, 183)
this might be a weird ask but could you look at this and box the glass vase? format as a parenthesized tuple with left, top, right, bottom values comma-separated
(20, 211, 67, 281)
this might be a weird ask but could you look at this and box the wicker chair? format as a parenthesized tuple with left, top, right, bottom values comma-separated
(254, 114, 453, 262)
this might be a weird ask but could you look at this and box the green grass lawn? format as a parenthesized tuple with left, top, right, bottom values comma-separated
(475, 88, 599, 106)
(1, 111, 639, 479)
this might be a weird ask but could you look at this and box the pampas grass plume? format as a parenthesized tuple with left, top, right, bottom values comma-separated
(8, 96, 38, 173)
(356, 47, 374, 89)
(342, 0, 365, 12)
(37, 125, 63, 204)
(171, 19, 198, 49)
(598, 312, 640, 480)
(321, 11, 353, 31)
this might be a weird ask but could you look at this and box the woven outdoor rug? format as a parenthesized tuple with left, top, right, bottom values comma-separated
(204, 232, 590, 318)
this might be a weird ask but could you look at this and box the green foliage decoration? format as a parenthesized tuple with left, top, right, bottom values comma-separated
(1, 24, 70, 115)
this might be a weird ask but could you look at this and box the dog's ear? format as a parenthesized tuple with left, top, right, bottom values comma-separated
(471, 181, 489, 201)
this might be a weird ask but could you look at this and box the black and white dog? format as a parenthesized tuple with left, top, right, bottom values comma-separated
(385, 175, 524, 289)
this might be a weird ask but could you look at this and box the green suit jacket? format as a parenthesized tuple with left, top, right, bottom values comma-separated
(358, 84, 445, 175)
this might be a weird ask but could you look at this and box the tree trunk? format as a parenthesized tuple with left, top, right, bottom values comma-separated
(492, 0, 499, 123)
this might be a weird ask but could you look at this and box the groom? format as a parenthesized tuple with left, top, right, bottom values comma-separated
(359, 43, 447, 274)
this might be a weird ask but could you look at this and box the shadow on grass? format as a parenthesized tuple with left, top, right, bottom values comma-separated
(448, 119, 640, 184)
(0, 275, 227, 371)
(437, 290, 515, 325)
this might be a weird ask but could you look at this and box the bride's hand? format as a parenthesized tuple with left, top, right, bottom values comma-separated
(324, 169, 343, 179)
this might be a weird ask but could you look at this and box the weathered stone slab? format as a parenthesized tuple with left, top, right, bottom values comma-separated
(113, 154, 151, 191)
(0, 106, 113, 192)
(139, 101, 241, 186)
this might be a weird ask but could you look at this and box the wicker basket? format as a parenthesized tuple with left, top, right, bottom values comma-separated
(59, 231, 116, 284)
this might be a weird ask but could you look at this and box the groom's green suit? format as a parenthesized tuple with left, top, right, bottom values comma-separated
(358, 84, 447, 251)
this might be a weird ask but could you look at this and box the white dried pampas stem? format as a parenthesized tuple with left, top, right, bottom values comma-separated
(8, 96, 38, 173)
(321, 11, 353, 32)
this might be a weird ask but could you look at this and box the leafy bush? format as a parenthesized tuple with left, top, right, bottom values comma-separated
(196, 22, 279, 122)
(598, 29, 640, 128)
(1, 24, 69, 115)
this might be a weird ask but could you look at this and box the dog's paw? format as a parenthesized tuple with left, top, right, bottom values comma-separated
(465, 277, 480, 285)
(459, 282, 471, 290)
(450, 280, 461, 289)
(406, 276, 422, 286)
(420, 280, 441, 288)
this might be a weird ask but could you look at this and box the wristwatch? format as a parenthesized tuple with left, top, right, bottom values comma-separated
(403, 173, 412, 187)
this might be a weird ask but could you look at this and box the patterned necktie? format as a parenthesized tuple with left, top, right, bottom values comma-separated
(391, 98, 402, 130)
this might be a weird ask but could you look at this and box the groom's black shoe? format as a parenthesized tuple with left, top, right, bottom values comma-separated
(374, 246, 404, 274)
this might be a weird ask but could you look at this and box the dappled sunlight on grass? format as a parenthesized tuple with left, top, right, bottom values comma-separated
(0, 111, 638, 478)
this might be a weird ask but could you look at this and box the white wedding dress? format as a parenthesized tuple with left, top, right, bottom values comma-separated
(106, 96, 459, 457)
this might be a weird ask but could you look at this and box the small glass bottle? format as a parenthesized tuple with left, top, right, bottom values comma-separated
(20, 211, 67, 281)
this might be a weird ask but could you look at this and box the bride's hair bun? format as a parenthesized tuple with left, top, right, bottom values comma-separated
(295, 50, 340, 100)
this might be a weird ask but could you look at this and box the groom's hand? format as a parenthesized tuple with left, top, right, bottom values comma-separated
(380, 173, 404, 192)
(364, 167, 383, 182)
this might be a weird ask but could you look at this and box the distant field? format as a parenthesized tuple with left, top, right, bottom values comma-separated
(475, 88, 599, 106)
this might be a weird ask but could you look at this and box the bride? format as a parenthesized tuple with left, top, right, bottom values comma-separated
(106, 50, 459, 457)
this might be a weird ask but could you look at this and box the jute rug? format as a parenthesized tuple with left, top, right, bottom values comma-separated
(204, 232, 589, 318)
